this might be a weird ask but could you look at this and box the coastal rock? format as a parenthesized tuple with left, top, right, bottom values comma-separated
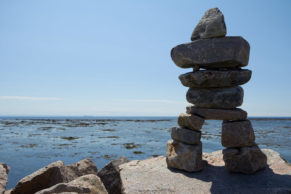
(171, 36, 250, 69)
(191, 8, 226, 40)
(166, 140, 203, 172)
(179, 70, 252, 88)
(36, 174, 108, 194)
(119, 149, 291, 194)
(97, 157, 129, 194)
(222, 120, 255, 147)
(186, 86, 244, 108)
(223, 145, 267, 174)
(171, 127, 201, 145)
(0, 163, 9, 194)
(11, 158, 98, 194)
(186, 106, 247, 120)
(177, 113, 204, 131)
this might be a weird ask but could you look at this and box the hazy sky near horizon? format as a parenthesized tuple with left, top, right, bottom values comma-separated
(1, 0, 291, 116)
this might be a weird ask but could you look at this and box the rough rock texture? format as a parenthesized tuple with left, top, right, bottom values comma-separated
(186, 86, 244, 108)
(0, 163, 9, 194)
(186, 106, 247, 120)
(223, 145, 267, 174)
(166, 140, 203, 172)
(222, 120, 255, 147)
(191, 8, 226, 40)
(177, 113, 204, 131)
(171, 36, 250, 69)
(120, 149, 291, 194)
(36, 174, 108, 194)
(171, 127, 201, 145)
(179, 69, 252, 88)
(11, 158, 98, 194)
(97, 157, 129, 194)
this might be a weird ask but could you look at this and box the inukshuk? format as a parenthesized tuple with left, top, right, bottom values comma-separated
(166, 8, 267, 174)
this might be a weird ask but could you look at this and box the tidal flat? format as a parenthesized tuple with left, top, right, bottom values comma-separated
(0, 116, 290, 189)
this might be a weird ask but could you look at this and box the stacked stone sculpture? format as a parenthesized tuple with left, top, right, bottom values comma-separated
(166, 8, 267, 174)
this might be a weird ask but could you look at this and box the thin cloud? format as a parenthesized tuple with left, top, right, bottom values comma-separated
(0, 96, 62, 101)
(127, 99, 187, 104)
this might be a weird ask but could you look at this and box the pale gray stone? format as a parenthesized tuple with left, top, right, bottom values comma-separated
(191, 8, 226, 40)
(177, 113, 204, 131)
(222, 120, 255, 148)
(186, 106, 247, 121)
(223, 145, 267, 174)
(179, 69, 252, 88)
(171, 36, 250, 69)
(36, 174, 108, 194)
(186, 86, 244, 108)
(171, 127, 201, 145)
(119, 149, 291, 194)
(166, 140, 203, 172)
(0, 163, 9, 194)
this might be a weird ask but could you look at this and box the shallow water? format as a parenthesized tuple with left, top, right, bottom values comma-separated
(0, 116, 290, 189)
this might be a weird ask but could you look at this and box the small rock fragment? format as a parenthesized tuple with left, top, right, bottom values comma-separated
(0, 163, 10, 194)
(177, 113, 204, 131)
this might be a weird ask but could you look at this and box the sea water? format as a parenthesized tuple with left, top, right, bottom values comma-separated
(0, 116, 290, 189)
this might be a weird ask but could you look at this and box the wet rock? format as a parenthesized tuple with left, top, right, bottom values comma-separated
(179, 69, 252, 88)
(177, 113, 204, 131)
(186, 86, 244, 108)
(223, 145, 267, 174)
(97, 157, 128, 194)
(171, 127, 201, 145)
(119, 149, 291, 194)
(36, 174, 108, 194)
(0, 163, 9, 194)
(171, 36, 250, 69)
(11, 158, 98, 194)
(191, 8, 226, 40)
(166, 140, 203, 172)
(186, 106, 247, 120)
(222, 120, 255, 147)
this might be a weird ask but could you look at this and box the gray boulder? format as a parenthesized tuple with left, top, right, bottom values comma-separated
(186, 86, 244, 108)
(177, 113, 204, 131)
(11, 158, 97, 194)
(97, 157, 128, 194)
(171, 36, 250, 69)
(222, 120, 255, 148)
(223, 145, 267, 174)
(179, 69, 252, 88)
(171, 127, 201, 145)
(166, 140, 203, 172)
(119, 149, 291, 194)
(186, 106, 247, 120)
(0, 163, 9, 194)
(36, 174, 108, 194)
(191, 8, 226, 40)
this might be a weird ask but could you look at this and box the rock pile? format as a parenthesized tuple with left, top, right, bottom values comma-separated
(166, 8, 267, 174)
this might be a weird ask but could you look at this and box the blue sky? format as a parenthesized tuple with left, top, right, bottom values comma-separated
(0, 0, 291, 116)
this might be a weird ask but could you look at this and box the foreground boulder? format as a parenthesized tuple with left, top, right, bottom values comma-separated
(35, 174, 107, 194)
(11, 158, 97, 194)
(0, 163, 9, 194)
(119, 149, 291, 194)
(97, 157, 128, 194)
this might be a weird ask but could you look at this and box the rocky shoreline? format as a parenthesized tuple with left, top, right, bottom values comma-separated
(1, 149, 291, 194)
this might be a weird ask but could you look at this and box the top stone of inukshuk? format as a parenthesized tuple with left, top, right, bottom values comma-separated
(166, 8, 267, 174)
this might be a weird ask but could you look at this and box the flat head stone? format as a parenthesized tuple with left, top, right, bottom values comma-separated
(186, 106, 247, 121)
(221, 120, 255, 148)
(177, 113, 204, 131)
(166, 140, 203, 172)
(191, 8, 226, 40)
(171, 127, 201, 145)
(186, 86, 244, 108)
(179, 69, 252, 88)
(171, 36, 250, 69)
(223, 145, 267, 174)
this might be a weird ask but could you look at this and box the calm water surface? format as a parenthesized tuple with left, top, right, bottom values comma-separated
(0, 116, 290, 189)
